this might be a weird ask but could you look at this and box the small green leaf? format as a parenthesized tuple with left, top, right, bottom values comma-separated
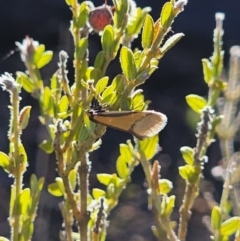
(161, 33, 184, 55)
(180, 146, 194, 165)
(48, 183, 63, 197)
(16, 72, 35, 93)
(97, 174, 113, 186)
(0, 237, 10, 241)
(160, 2, 174, 29)
(138, 135, 159, 160)
(102, 25, 114, 57)
(39, 140, 53, 154)
(92, 188, 106, 199)
(179, 165, 195, 181)
(142, 14, 154, 49)
(34, 44, 45, 64)
(19, 188, 31, 216)
(202, 59, 212, 84)
(18, 143, 27, 164)
(211, 206, 222, 230)
(36, 51, 53, 69)
(221, 217, 240, 235)
(59, 95, 69, 113)
(95, 77, 109, 94)
(164, 195, 175, 216)
(119, 144, 132, 163)
(120, 46, 137, 81)
(20, 219, 33, 241)
(114, 0, 128, 28)
(131, 91, 145, 110)
(77, 38, 88, 60)
(68, 169, 77, 191)
(0, 152, 11, 173)
(19, 106, 31, 130)
(112, 74, 126, 94)
(42, 86, 52, 112)
(102, 85, 115, 104)
(30, 174, 38, 195)
(94, 51, 105, 70)
(50, 73, 58, 90)
(186, 94, 207, 114)
(116, 155, 129, 179)
(65, 0, 74, 6)
(56, 177, 65, 194)
(77, 2, 89, 28)
(158, 179, 173, 194)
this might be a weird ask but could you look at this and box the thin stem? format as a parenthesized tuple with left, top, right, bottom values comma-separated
(11, 88, 22, 241)
(79, 153, 90, 241)
(178, 109, 210, 241)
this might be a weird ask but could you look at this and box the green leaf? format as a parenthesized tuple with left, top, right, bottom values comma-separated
(116, 155, 129, 179)
(77, 38, 88, 60)
(68, 169, 77, 191)
(94, 51, 105, 70)
(113, 0, 128, 29)
(34, 44, 45, 64)
(158, 179, 173, 194)
(65, 0, 74, 6)
(112, 74, 126, 94)
(0, 152, 11, 173)
(202, 59, 212, 84)
(48, 183, 63, 197)
(50, 73, 58, 90)
(97, 174, 113, 186)
(161, 33, 184, 55)
(164, 195, 175, 216)
(59, 95, 69, 113)
(0, 237, 10, 241)
(142, 14, 154, 49)
(131, 91, 145, 110)
(126, 7, 151, 37)
(186, 94, 207, 114)
(42, 86, 52, 111)
(36, 51, 53, 69)
(179, 165, 195, 181)
(19, 106, 31, 130)
(221, 217, 240, 235)
(119, 144, 132, 163)
(16, 72, 35, 93)
(30, 174, 38, 194)
(180, 146, 194, 165)
(95, 77, 109, 94)
(56, 177, 65, 194)
(92, 188, 106, 199)
(18, 143, 27, 164)
(19, 188, 31, 216)
(211, 206, 222, 230)
(138, 135, 159, 160)
(77, 2, 89, 28)
(160, 2, 174, 29)
(39, 140, 53, 154)
(102, 85, 115, 104)
(120, 46, 137, 81)
(102, 25, 114, 57)
(20, 219, 34, 241)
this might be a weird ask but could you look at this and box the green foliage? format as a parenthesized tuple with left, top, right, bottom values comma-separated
(5, 1, 240, 241)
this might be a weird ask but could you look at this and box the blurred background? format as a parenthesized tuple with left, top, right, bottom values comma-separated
(0, 0, 239, 241)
